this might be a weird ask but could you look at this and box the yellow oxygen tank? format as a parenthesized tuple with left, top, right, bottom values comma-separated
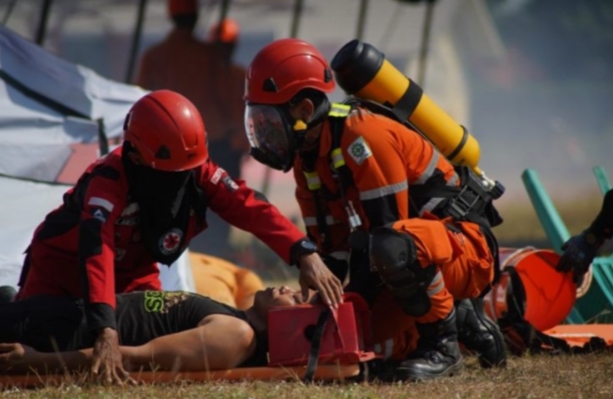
(331, 40, 502, 196)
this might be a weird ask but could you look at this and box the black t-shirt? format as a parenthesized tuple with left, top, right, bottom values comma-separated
(0, 291, 267, 367)
(115, 291, 241, 346)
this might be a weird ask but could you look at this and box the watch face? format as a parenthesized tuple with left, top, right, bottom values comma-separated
(302, 241, 317, 252)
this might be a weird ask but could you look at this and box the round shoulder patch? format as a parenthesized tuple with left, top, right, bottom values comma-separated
(159, 228, 184, 255)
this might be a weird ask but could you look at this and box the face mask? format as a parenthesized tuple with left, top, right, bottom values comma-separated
(123, 144, 194, 265)
(244, 103, 298, 172)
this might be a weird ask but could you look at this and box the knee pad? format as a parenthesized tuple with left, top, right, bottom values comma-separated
(369, 227, 417, 275)
(370, 227, 437, 316)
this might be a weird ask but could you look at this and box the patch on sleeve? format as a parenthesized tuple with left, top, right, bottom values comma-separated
(91, 207, 110, 223)
(347, 136, 372, 165)
(88, 197, 114, 212)
(222, 175, 239, 192)
(210, 167, 226, 184)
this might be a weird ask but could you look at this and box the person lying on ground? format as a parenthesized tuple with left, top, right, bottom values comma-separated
(0, 287, 300, 379)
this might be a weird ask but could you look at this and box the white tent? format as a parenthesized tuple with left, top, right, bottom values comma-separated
(0, 24, 146, 181)
(0, 26, 194, 292)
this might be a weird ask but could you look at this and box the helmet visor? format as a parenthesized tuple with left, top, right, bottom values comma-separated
(244, 104, 293, 171)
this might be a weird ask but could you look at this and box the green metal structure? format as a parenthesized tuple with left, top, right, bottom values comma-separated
(522, 167, 613, 324)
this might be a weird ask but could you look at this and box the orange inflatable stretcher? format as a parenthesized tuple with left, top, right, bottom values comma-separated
(544, 324, 613, 347)
(0, 364, 361, 389)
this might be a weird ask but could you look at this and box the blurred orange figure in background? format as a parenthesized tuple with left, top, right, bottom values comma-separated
(136, 1, 249, 258)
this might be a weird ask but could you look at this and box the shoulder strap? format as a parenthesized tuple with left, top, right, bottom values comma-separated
(327, 103, 354, 189)
(328, 102, 351, 148)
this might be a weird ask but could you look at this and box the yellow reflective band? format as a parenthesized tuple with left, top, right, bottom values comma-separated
(331, 148, 345, 169)
(328, 103, 351, 118)
(304, 171, 321, 190)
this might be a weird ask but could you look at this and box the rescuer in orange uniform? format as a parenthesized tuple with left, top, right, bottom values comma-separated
(244, 39, 506, 381)
(136, 0, 247, 257)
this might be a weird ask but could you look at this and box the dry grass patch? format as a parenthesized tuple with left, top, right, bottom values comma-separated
(2, 354, 612, 399)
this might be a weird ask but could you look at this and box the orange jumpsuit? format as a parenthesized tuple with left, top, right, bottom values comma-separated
(293, 106, 495, 361)
(136, 30, 248, 153)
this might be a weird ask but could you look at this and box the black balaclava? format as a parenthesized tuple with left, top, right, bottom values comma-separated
(122, 141, 196, 265)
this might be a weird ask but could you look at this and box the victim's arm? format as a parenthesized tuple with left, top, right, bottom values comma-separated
(0, 315, 256, 374)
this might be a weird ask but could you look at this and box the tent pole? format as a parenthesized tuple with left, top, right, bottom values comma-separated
(215, 0, 231, 41)
(355, 0, 369, 41)
(125, 0, 148, 83)
(289, 0, 304, 39)
(416, 0, 435, 88)
(35, 0, 53, 46)
(2, 0, 19, 26)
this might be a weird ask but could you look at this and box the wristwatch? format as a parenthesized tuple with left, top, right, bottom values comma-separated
(290, 239, 318, 267)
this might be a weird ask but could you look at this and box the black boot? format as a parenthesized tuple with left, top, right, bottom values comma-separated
(394, 308, 463, 381)
(455, 298, 507, 368)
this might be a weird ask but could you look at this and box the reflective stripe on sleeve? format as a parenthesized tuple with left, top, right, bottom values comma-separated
(359, 181, 408, 201)
(427, 271, 445, 297)
(88, 197, 114, 212)
(304, 171, 321, 190)
(414, 151, 440, 184)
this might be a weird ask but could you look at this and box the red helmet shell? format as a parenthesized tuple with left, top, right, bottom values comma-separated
(244, 38, 335, 105)
(124, 90, 208, 172)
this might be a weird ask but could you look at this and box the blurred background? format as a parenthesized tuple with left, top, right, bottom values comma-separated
(1, 0, 612, 277)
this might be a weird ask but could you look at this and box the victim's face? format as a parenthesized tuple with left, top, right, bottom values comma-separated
(253, 286, 302, 320)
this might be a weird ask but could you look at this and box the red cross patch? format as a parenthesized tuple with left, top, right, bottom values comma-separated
(159, 228, 183, 255)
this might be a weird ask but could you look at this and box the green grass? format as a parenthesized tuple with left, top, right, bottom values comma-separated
(2, 355, 613, 399)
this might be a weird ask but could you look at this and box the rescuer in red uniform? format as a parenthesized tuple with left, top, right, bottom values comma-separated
(17, 90, 342, 384)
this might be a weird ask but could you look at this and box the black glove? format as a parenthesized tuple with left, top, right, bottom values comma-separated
(557, 231, 601, 282)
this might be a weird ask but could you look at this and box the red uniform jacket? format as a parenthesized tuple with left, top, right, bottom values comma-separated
(19, 146, 304, 331)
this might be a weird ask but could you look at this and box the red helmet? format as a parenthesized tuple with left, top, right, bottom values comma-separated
(124, 90, 208, 172)
(168, 0, 198, 17)
(244, 38, 335, 105)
